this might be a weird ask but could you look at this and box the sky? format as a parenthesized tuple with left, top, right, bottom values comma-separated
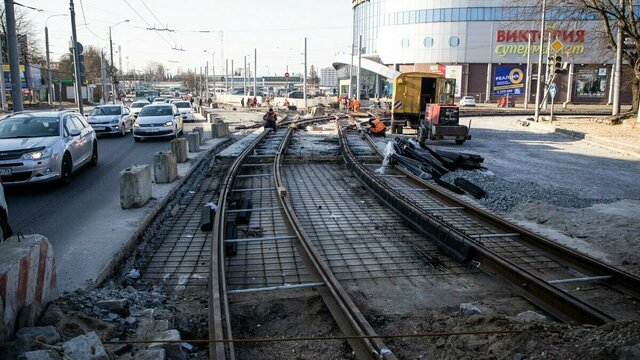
(20, 0, 354, 77)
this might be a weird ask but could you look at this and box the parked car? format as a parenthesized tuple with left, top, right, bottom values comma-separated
(152, 97, 167, 104)
(230, 89, 244, 95)
(133, 104, 183, 142)
(497, 95, 515, 107)
(173, 101, 195, 121)
(0, 110, 98, 185)
(459, 96, 476, 107)
(130, 100, 150, 117)
(288, 91, 304, 99)
(86, 105, 133, 136)
(0, 182, 12, 240)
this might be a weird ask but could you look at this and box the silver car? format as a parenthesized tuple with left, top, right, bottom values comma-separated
(87, 105, 133, 136)
(0, 110, 98, 185)
(133, 104, 183, 142)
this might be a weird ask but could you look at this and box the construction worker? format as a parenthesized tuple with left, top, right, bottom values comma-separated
(263, 107, 277, 132)
(367, 118, 386, 136)
(353, 98, 361, 113)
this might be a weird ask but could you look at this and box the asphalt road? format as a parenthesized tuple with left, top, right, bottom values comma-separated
(4, 132, 173, 266)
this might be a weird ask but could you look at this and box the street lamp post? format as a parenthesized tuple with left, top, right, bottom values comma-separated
(205, 50, 215, 95)
(45, 14, 68, 105)
(109, 19, 129, 104)
(534, 0, 546, 122)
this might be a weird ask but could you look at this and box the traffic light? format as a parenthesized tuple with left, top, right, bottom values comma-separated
(554, 56, 567, 74)
(77, 42, 86, 84)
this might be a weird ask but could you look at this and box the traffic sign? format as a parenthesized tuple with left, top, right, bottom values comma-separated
(549, 83, 557, 99)
(284, 72, 289, 78)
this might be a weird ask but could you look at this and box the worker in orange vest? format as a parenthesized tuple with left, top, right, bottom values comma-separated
(368, 118, 386, 136)
(353, 99, 361, 113)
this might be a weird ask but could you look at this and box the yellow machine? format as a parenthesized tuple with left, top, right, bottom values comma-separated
(391, 72, 456, 128)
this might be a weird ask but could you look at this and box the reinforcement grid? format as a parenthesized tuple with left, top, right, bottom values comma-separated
(347, 133, 568, 277)
(282, 161, 471, 285)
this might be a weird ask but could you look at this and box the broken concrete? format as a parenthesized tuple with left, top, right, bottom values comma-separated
(61, 332, 108, 360)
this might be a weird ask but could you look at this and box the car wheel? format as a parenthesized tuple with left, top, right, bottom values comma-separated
(89, 141, 98, 166)
(60, 153, 72, 185)
(120, 124, 126, 136)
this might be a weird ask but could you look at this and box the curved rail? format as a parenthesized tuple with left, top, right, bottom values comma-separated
(337, 125, 629, 325)
(209, 119, 395, 359)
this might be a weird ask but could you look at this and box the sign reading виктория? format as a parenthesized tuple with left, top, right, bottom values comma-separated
(493, 66, 525, 96)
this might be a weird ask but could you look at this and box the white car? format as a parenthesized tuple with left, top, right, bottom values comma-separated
(130, 100, 150, 117)
(173, 101, 195, 121)
(459, 96, 476, 107)
(133, 104, 183, 142)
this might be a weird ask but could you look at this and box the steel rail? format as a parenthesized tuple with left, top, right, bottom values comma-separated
(274, 124, 396, 359)
(338, 126, 615, 325)
(361, 133, 640, 302)
(209, 129, 272, 359)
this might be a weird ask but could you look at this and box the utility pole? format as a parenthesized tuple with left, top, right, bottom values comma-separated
(69, 0, 83, 115)
(101, 50, 107, 103)
(533, 0, 546, 122)
(613, 0, 623, 116)
(5, 0, 23, 111)
(524, 35, 532, 109)
(109, 27, 115, 104)
(243, 55, 247, 96)
(118, 44, 122, 79)
(205, 61, 209, 98)
(0, 40, 6, 112)
(225, 59, 228, 92)
(253, 48, 257, 100)
(304, 37, 307, 108)
(357, 34, 362, 101)
(231, 59, 234, 91)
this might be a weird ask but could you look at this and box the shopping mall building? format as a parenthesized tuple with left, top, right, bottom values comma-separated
(334, 0, 631, 104)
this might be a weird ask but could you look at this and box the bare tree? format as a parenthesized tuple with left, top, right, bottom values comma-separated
(543, 0, 639, 112)
(0, 3, 44, 64)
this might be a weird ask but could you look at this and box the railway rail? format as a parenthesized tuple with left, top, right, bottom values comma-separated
(337, 117, 640, 326)
(208, 119, 396, 359)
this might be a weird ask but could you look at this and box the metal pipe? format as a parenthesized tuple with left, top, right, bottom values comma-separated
(534, 0, 546, 121)
(548, 276, 612, 285)
(613, 0, 623, 115)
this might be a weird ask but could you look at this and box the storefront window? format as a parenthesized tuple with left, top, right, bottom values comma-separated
(423, 37, 434, 48)
(575, 68, 607, 97)
(449, 36, 460, 47)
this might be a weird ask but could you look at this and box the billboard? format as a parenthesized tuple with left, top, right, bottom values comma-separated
(493, 66, 525, 96)
(2, 64, 27, 89)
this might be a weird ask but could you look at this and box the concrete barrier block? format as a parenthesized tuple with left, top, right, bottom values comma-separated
(119, 165, 152, 209)
(0, 235, 57, 342)
(62, 332, 108, 360)
(153, 151, 177, 184)
(186, 132, 200, 152)
(210, 123, 229, 138)
(170, 138, 188, 163)
(193, 126, 205, 144)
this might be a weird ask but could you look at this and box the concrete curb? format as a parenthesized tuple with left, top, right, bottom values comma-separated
(93, 138, 231, 287)
(516, 119, 640, 158)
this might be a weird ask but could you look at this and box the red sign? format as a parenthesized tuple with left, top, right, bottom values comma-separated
(284, 72, 289, 78)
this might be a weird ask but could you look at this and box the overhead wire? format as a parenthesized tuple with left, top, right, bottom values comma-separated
(122, 0, 173, 49)
(78, 0, 107, 41)
(139, 0, 177, 44)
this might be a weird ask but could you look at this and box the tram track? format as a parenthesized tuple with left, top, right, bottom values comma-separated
(337, 117, 640, 326)
(208, 120, 396, 359)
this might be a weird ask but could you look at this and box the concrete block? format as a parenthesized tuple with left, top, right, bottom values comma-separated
(153, 151, 178, 184)
(0, 235, 57, 343)
(134, 348, 166, 360)
(193, 126, 205, 145)
(210, 123, 229, 138)
(62, 332, 108, 360)
(186, 132, 200, 153)
(119, 165, 152, 209)
(170, 138, 188, 163)
(149, 330, 185, 360)
(206, 113, 219, 123)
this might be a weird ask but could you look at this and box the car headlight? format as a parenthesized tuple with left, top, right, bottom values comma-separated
(163, 121, 174, 127)
(134, 122, 141, 128)
(110, 117, 120, 124)
(22, 147, 52, 160)
(188, 109, 193, 113)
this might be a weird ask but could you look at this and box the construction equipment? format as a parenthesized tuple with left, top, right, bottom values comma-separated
(418, 103, 471, 145)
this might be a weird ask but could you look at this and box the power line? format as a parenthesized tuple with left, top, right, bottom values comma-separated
(121, 0, 173, 48)
(13, 2, 43, 12)
(139, 0, 176, 44)
(78, 0, 107, 41)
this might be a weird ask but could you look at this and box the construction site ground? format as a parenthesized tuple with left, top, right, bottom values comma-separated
(11, 105, 640, 360)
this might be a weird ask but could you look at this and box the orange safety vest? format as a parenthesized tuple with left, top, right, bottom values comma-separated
(370, 119, 386, 134)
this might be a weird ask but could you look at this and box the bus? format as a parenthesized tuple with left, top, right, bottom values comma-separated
(135, 88, 159, 101)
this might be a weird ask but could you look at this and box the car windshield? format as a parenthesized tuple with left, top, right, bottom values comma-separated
(139, 106, 173, 116)
(90, 106, 121, 116)
(0, 116, 60, 138)
(463, 96, 474, 100)
(174, 102, 191, 108)
(131, 102, 148, 108)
